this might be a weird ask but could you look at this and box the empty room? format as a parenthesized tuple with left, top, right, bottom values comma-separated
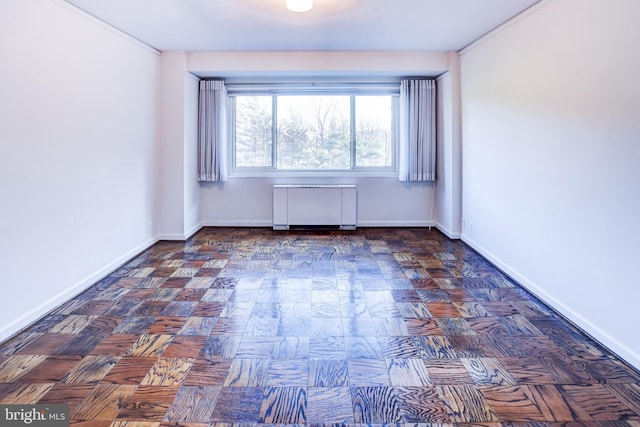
(1, 0, 639, 425)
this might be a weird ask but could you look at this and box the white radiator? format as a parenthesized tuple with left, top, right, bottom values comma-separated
(273, 184, 357, 230)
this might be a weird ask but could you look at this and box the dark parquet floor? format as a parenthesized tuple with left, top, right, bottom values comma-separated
(1, 227, 639, 426)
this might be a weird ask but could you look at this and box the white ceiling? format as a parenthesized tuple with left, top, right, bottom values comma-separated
(63, 0, 541, 52)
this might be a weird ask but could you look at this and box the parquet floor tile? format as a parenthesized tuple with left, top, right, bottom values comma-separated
(101, 356, 158, 385)
(114, 385, 180, 422)
(38, 383, 96, 414)
(162, 385, 220, 423)
(0, 227, 638, 426)
(71, 384, 138, 421)
(15, 333, 74, 355)
(0, 382, 55, 404)
(61, 355, 119, 384)
(307, 386, 354, 423)
(19, 354, 82, 383)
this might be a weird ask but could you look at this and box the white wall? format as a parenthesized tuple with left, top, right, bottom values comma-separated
(435, 53, 462, 238)
(201, 177, 435, 227)
(188, 51, 452, 77)
(156, 51, 187, 238)
(183, 73, 201, 237)
(0, 0, 160, 339)
(155, 51, 202, 240)
(460, 0, 640, 368)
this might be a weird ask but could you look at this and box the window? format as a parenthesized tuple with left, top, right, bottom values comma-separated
(277, 95, 350, 170)
(230, 82, 398, 174)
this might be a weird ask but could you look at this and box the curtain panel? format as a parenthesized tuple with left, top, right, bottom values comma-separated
(398, 79, 436, 182)
(198, 79, 228, 182)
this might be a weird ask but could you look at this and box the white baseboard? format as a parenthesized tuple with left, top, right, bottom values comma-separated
(461, 233, 640, 371)
(0, 236, 159, 343)
(356, 220, 436, 228)
(185, 223, 203, 239)
(203, 220, 438, 229)
(203, 220, 274, 228)
(435, 222, 461, 239)
(156, 233, 189, 241)
(156, 223, 204, 241)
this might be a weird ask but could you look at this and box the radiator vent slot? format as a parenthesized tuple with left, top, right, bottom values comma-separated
(273, 184, 356, 230)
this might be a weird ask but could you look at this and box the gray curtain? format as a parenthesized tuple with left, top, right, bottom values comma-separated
(198, 79, 227, 182)
(399, 79, 436, 182)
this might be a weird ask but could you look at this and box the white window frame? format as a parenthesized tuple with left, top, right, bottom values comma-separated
(227, 80, 400, 178)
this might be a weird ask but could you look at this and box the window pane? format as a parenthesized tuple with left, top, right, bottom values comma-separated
(277, 95, 350, 169)
(235, 96, 272, 167)
(355, 96, 393, 167)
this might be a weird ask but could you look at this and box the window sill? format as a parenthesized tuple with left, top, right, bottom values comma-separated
(228, 170, 398, 179)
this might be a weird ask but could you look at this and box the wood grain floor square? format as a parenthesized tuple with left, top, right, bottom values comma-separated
(259, 386, 306, 423)
(210, 386, 263, 422)
(54, 332, 107, 355)
(309, 359, 348, 386)
(101, 356, 157, 385)
(561, 384, 639, 421)
(125, 334, 173, 357)
(424, 359, 474, 385)
(115, 386, 180, 422)
(0, 383, 55, 404)
(18, 355, 81, 383)
(224, 358, 270, 387)
(398, 386, 451, 423)
(183, 359, 232, 386)
(89, 334, 140, 356)
(140, 357, 194, 386)
(266, 359, 309, 386)
(49, 315, 96, 334)
(162, 385, 220, 422)
(61, 355, 119, 384)
(462, 357, 518, 386)
(16, 333, 74, 355)
(386, 358, 432, 386)
(480, 384, 550, 422)
(351, 386, 403, 423)
(161, 335, 206, 359)
(437, 384, 498, 423)
(38, 383, 96, 414)
(71, 384, 137, 421)
(307, 386, 353, 424)
(347, 359, 391, 387)
(0, 354, 47, 382)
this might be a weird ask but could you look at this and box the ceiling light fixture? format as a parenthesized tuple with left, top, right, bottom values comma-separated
(285, 0, 313, 13)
